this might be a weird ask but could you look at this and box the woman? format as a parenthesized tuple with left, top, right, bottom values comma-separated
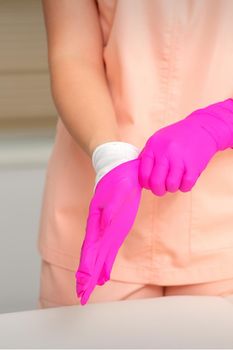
(37, 0, 233, 308)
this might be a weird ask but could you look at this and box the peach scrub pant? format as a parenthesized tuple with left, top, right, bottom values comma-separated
(37, 259, 233, 309)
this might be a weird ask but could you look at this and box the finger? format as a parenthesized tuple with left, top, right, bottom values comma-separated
(96, 270, 107, 286)
(102, 186, 142, 282)
(149, 155, 169, 196)
(166, 155, 185, 193)
(80, 225, 113, 305)
(138, 150, 154, 189)
(75, 209, 102, 296)
(76, 270, 91, 297)
(179, 167, 199, 192)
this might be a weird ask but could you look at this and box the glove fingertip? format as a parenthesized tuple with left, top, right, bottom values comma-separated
(81, 291, 90, 306)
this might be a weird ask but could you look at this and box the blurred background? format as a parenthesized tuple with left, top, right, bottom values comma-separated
(0, 0, 57, 313)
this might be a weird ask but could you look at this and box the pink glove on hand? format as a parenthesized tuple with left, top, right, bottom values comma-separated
(138, 98, 233, 196)
(75, 158, 142, 305)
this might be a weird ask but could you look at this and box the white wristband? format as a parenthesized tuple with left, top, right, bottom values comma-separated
(91, 141, 140, 192)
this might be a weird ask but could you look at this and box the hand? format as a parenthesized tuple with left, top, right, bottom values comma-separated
(138, 98, 233, 196)
(75, 158, 142, 305)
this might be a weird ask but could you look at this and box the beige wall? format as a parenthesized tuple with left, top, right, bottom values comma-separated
(0, 1, 58, 314)
(0, 0, 57, 131)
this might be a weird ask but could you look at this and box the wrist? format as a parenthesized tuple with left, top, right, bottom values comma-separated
(92, 141, 140, 192)
(186, 98, 233, 151)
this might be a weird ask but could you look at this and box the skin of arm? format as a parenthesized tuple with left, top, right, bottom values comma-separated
(41, 0, 121, 157)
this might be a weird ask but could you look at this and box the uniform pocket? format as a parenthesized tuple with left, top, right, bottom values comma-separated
(190, 149, 233, 253)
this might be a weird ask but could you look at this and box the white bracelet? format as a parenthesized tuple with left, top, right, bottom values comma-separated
(91, 141, 140, 192)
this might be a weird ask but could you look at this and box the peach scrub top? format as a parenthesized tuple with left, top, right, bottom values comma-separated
(37, 0, 233, 285)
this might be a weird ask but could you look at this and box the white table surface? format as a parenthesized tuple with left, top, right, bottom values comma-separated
(0, 296, 233, 349)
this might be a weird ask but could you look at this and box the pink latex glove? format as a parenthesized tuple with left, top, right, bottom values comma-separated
(138, 98, 233, 196)
(75, 158, 142, 305)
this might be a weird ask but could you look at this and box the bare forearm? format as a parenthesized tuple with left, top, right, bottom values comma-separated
(49, 56, 120, 157)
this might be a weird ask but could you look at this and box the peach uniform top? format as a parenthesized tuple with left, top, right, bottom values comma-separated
(37, 0, 233, 285)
